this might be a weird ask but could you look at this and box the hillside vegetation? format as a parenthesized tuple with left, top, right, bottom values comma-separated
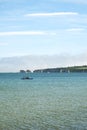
(33, 65, 87, 73)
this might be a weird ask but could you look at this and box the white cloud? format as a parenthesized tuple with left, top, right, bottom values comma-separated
(66, 28, 85, 32)
(0, 31, 54, 36)
(25, 12, 78, 17)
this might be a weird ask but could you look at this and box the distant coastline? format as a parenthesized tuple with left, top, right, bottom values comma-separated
(20, 65, 87, 73)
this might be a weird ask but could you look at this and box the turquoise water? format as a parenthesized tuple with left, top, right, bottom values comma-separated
(0, 73, 87, 130)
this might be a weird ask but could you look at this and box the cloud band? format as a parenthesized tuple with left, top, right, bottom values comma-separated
(25, 12, 78, 17)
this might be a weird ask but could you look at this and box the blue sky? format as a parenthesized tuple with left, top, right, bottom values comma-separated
(0, 0, 87, 71)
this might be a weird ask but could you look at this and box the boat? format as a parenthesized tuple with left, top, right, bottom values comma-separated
(21, 76, 33, 80)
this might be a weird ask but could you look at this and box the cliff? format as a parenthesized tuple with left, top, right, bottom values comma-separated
(33, 65, 87, 73)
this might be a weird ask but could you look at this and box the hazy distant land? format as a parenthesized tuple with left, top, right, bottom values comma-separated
(20, 65, 87, 73)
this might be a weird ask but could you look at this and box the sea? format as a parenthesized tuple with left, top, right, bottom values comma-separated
(0, 72, 87, 130)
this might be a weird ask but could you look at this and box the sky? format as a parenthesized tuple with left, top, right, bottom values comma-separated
(0, 0, 87, 72)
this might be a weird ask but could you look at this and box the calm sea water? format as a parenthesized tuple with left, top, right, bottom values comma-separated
(0, 73, 87, 130)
